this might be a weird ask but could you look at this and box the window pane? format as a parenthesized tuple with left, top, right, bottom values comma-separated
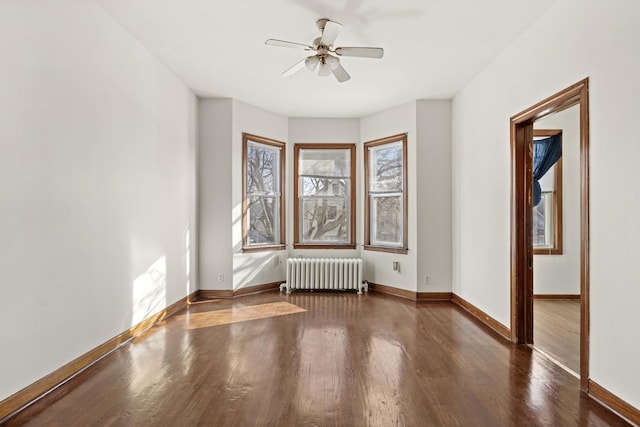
(299, 149, 350, 177)
(294, 144, 355, 247)
(247, 196, 278, 245)
(533, 192, 553, 247)
(301, 198, 348, 243)
(364, 135, 407, 252)
(243, 134, 285, 250)
(301, 177, 347, 196)
(371, 195, 402, 245)
(247, 142, 278, 194)
(371, 143, 402, 192)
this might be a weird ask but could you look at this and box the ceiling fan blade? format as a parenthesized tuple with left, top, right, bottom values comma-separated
(335, 47, 384, 59)
(330, 63, 351, 83)
(282, 59, 307, 77)
(265, 39, 313, 50)
(325, 54, 340, 70)
(320, 20, 342, 46)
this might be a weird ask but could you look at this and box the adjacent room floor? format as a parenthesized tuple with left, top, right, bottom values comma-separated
(534, 298, 581, 374)
(4, 292, 627, 426)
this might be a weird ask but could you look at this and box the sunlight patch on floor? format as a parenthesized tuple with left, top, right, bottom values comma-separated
(177, 302, 306, 329)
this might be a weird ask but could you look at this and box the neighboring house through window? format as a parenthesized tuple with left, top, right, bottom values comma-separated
(242, 133, 285, 251)
(294, 143, 356, 249)
(364, 134, 408, 253)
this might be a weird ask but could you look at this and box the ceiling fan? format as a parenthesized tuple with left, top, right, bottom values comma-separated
(265, 18, 384, 83)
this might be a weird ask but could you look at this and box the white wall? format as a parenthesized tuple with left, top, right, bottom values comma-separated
(0, 0, 197, 402)
(452, 0, 640, 408)
(533, 106, 580, 295)
(358, 101, 453, 293)
(199, 99, 288, 291)
(232, 100, 288, 290)
(288, 118, 361, 260)
(198, 99, 233, 290)
(416, 101, 452, 293)
(360, 103, 417, 290)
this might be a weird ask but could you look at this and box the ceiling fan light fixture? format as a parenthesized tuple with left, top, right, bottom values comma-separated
(305, 56, 320, 71)
(318, 61, 330, 77)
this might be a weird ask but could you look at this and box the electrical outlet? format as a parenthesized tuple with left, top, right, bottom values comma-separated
(217, 273, 224, 282)
(393, 261, 400, 272)
(424, 275, 431, 285)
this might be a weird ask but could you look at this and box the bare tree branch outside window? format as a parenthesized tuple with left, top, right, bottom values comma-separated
(371, 144, 402, 244)
(245, 139, 282, 246)
(298, 148, 351, 243)
(365, 136, 407, 250)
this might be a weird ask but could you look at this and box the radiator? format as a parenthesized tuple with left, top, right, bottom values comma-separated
(280, 258, 366, 294)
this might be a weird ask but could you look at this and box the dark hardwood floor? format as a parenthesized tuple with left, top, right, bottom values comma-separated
(3, 292, 628, 426)
(534, 299, 580, 374)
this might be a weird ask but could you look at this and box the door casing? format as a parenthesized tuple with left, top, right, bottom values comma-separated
(509, 78, 590, 391)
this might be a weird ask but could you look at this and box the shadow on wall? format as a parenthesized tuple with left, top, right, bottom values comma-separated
(231, 200, 284, 290)
(185, 226, 192, 296)
(131, 255, 167, 326)
(130, 223, 193, 328)
(232, 203, 243, 253)
(233, 252, 283, 291)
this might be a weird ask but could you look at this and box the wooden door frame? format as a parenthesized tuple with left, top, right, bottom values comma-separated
(510, 78, 590, 391)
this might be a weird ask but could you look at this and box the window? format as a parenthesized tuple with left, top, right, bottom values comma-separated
(533, 191, 554, 246)
(364, 134, 408, 253)
(294, 144, 356, 248)
(242, 133, 285, 251)
(533, 130, 563, 255)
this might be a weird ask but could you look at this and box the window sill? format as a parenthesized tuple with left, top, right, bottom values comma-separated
(364, 245, 408, 254)
(242, 244, 286, 253)
(293, 244, 357, 250)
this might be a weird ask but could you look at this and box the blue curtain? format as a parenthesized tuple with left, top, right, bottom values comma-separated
(533, 134, 562, 206)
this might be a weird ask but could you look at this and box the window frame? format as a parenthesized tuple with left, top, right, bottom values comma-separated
(293, 143, 356, 249)
(242, 133, 286, 252)
(533, 129, 563, 255)
(364, 133, 408, 254)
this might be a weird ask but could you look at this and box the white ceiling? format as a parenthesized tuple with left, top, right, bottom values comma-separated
(95, 0, 558, 118)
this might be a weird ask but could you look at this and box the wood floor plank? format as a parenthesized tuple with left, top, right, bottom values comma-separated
(3, 292, 628, 426)
(534, 299, 580, 373)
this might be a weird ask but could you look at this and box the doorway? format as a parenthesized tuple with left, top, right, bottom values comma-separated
(532, 111, 580, 375)
(509, 78, 590, 391)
